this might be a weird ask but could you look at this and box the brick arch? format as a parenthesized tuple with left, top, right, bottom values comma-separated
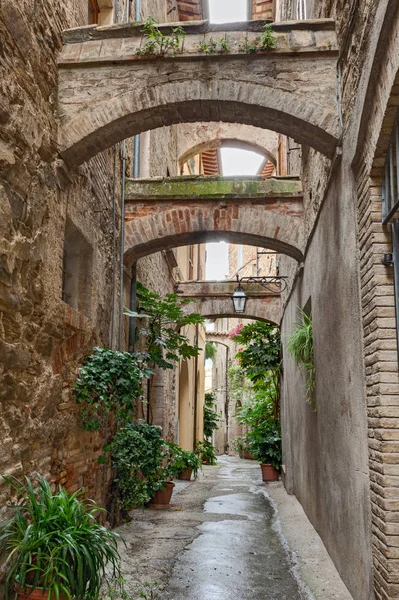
(58, 22, 339, 166)
(124, 199, 304, 264)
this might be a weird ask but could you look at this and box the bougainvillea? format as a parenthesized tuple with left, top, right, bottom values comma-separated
(228, 323, 244, 339)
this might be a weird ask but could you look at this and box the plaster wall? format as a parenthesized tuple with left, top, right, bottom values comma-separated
(281, 162, 373, 600)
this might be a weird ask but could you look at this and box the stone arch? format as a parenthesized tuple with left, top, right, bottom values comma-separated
(58, 22, 339, 166)
(124, 205, 304, 264)
(177, 123, 279, 169)
(184, 297, 281, 325)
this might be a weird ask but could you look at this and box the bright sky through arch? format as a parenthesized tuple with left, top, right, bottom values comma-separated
(205, 148, 265, 280)
(208, 0, 248, 23)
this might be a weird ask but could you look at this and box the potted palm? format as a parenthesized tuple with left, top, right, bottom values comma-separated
(0, 474, 121, 600)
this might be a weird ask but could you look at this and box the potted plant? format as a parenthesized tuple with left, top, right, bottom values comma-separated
(252, 427, 282, 482)
(0, 474, 121, 600)
(195, 440, 217, 465)
(111, 421, 171, 513)
(168, 443, 201, 481)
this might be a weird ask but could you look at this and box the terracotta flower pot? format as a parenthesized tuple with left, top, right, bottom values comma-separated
(243, 451, 256, 460)
(178, 468, 193, 481)
(148, 481, 175, 509)
(15, 585, 66, 600)
(260, 463, 279, 482)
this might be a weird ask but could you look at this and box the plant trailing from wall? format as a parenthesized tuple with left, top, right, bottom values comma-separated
(74, 347, 152, 432)
(203, 392, 221, 440)
(287, 309, 316, 409)
(205, 342, 217, 361)
(136, 17, 186, 57)
(0, 474, 121, 600)
(111, 420, 171, 511)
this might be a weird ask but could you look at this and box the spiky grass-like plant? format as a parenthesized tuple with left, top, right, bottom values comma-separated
(0, 474, 121, 600)
(287, 310, 316, 409)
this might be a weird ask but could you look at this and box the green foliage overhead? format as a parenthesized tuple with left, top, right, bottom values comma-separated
(74, 347, 152, 431)
(205, 342, 217, 361)
(125, 282, 204, 371)
(195, 440, 217, 465)
(203, 392, 221, 440)
(111, 421, 171, 511)
(232, 322, 281, 388)
(0, 474, 121, 600)
(287, 309, 316, 409)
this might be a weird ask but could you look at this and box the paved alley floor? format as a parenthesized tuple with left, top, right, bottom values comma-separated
(117, 457, 353, 600)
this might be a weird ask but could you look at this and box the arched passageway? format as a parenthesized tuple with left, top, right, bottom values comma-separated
(57, 20, 339, 166)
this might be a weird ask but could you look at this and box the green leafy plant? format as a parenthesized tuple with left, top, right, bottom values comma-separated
(74, 347, 151, 432)
(198, 37, 217, 55)
(260, 24, 278, 50)
(195, 440, 217, 465)
(240, 35, 258, 54)
(287, 309, 316, 409)
(126, 282, 204, 372)
(218, 35, 230, 52)
(111, 421, 171, 511)
(240, 24, 277, 54)
(0, 474, 121, 600)
(228, 364, 248, 407)
(205, 342, 217, 361)
(136, 17, 186, 56)
(167, 443, 201, 478)
(203, 392, 221, 440)
(231, 321, 281, 389)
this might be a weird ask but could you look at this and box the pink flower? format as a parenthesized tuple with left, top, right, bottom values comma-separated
(228, 323, 244, 339)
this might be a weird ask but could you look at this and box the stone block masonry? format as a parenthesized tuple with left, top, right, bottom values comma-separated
(57, 19, 339, 166)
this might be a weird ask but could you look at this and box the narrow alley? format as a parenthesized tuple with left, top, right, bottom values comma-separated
(117, 458, 352, 600)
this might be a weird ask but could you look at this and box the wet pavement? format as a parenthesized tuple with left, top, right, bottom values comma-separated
(163, 457, 304, 600)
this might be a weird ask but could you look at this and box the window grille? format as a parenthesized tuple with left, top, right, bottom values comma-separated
(381, 111, 399, 224)
(296, 0, 307, 20)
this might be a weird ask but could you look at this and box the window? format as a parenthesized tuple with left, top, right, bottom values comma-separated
(208, 0, 248, 23)
(62, 218, 93, 316)
(382, 111, 399, 223)
(88, 0, 100, 24)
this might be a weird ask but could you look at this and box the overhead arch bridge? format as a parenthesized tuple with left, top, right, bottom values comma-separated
(175, 280, 283, 325)
(123, 175, 304, 263)
(57, 19, 339, 166)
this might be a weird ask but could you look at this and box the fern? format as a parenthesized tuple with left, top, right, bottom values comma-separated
(287, 309, 316, 410)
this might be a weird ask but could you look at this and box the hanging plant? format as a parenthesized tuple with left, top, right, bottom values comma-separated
(287, 310, 316, 409)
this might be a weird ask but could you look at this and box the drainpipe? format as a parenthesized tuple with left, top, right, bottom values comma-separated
(128, 262, 137, 351)
(117, 141, 127, 350)
(133, 0, 141, 178)
(193, 324, 199, 450)
(110, 146, 117, 349)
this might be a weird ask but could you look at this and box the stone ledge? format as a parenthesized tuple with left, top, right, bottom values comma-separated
(62, 18, 337, 44)
(125, 175, 303, 201)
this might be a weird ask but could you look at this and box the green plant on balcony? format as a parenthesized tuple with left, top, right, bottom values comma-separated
(198, 37, 218, 54)
(260, 24, 278, 50)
